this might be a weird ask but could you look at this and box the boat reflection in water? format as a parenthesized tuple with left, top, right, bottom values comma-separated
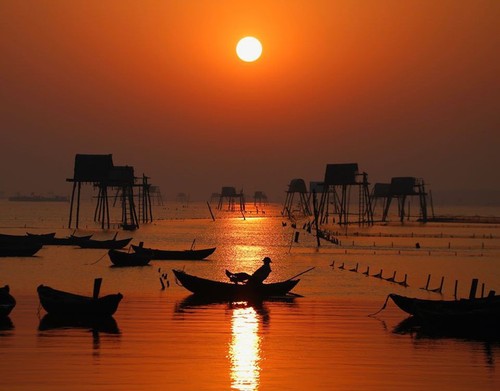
(38, 314, 120, 352)
(393, 316, 499, 369)
(0, 317, 14, 332)
(229, 303, 261, 391)
(175, 295, 298, 390)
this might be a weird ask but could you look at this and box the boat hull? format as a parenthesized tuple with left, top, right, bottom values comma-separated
(37, 285, 123, 318)
(173, 269, 300, 300)
(132, 245, 216, 260)
(0, 242, 43, 257)
(78, 238, 132, 249)
(108, 249, 151, 267)
(389, 293, 500, 330)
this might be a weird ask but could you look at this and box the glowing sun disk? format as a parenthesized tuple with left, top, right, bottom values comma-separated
(236, 37, 262, 62)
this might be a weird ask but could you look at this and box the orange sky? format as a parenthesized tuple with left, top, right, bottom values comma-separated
(1, 1, 499, 203)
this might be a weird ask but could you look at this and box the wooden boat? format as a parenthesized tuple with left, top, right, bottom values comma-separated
(108, 249, 151, 267)
(25, 232, 56, 242)
(389, 293, 500, 329)
(0, 241, 43, 257)
(0, 232, 44, 243)
(0, 285, 16, 317)
(50, 234, 93, 246)
(37, 284, 123, 318)
(27, 232, 92, 246)
(173, 269, 300, 300)
(132, 244, 216, 260)
(78, 237, 132, 249)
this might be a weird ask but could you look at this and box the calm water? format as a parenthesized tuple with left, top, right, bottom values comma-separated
(1, 200, 499, 390)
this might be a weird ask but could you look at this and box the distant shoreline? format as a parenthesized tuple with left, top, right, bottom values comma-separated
(8, 195, 69, 203)
(423, 215, 500, 224)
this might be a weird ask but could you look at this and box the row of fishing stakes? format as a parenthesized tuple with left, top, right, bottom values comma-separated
(330, 261, 409, 288)
(420, 275, 495, 298)
(333, 261, 496, 301)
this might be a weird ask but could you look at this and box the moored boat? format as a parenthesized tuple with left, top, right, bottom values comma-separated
(108, 249, 151, 267)
(78, 237, 132, 249)
(0, 285, 16, 317)
(25, 232, 56, 242)
(172, 269, 300, 300)
(0, 241, 43, 257)
(37, 284, 123, 318)
(27, 232, 92, 246)
(0, 232, 44, 243)
(388, 293, 500, 330)
(132, 244, 216, 260)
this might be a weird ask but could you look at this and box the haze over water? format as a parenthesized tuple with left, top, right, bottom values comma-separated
(1, 200, 499, 390)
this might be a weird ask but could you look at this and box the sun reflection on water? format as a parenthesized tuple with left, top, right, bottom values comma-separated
(229, 304, 261, 391)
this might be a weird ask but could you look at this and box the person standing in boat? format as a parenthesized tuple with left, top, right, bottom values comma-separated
(247, 257, 272, 285)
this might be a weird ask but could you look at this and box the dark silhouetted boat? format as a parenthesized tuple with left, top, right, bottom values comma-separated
(388, 293, 500, 331)
(27, 232, 92, 246)
(0, 240, 43, 257)
(25, 232, 56, 242)
(37, 283, 123, 318)
(132, 243, 216, 260)
(108, 249, 151, 267)
(172, 269, 300, 300)
(77, 236, 132, 249)
(0, 285, 16, 317)
(0, 232, 44, 243)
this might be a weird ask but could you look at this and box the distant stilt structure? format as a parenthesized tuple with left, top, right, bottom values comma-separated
(67, 154, 114, 229)
(67, 154, 154, 230)
(318, 163, 373, 226)
(370, 183, 391, 221)
(217, 187, 245, 212)
(149, 185, 164, 206)
(176, 192, 190, 205)
(112, 173, 153, 225)
(210, 192, 220, 203)
(138, 174, 153, 224)
(307, 181, 324, 207)
(253, 191, 268, 207)
(107, 165, 139, 230)
(381, 177, 429, 223)
(282, 178, 312, 218)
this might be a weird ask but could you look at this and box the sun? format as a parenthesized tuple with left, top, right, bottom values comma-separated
(236, 37, 262, 62)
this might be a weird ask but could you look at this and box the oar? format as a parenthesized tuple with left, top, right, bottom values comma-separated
(287, 267, 315, 281)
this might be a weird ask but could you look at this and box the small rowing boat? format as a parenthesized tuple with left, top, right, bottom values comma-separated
(131, 244, 216, 260)
(388, 293, 500, 330)
(173, 269, 300, 300)
(37, 282, 123, 318)
(108, 249, 151, 267)
(27, 232, 93, 246)
(0, 241, 43, 257)
(78, 237, 132, 249)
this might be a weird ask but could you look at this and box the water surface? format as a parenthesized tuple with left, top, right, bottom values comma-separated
(1, 201, 499, 390)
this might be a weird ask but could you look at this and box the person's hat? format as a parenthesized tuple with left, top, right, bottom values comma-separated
(263, 257, 272, 263)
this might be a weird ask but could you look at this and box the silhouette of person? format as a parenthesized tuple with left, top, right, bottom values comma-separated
(248, 257, 272, 285)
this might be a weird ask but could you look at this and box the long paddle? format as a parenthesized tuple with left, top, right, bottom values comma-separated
(287, 266, 315, 281)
